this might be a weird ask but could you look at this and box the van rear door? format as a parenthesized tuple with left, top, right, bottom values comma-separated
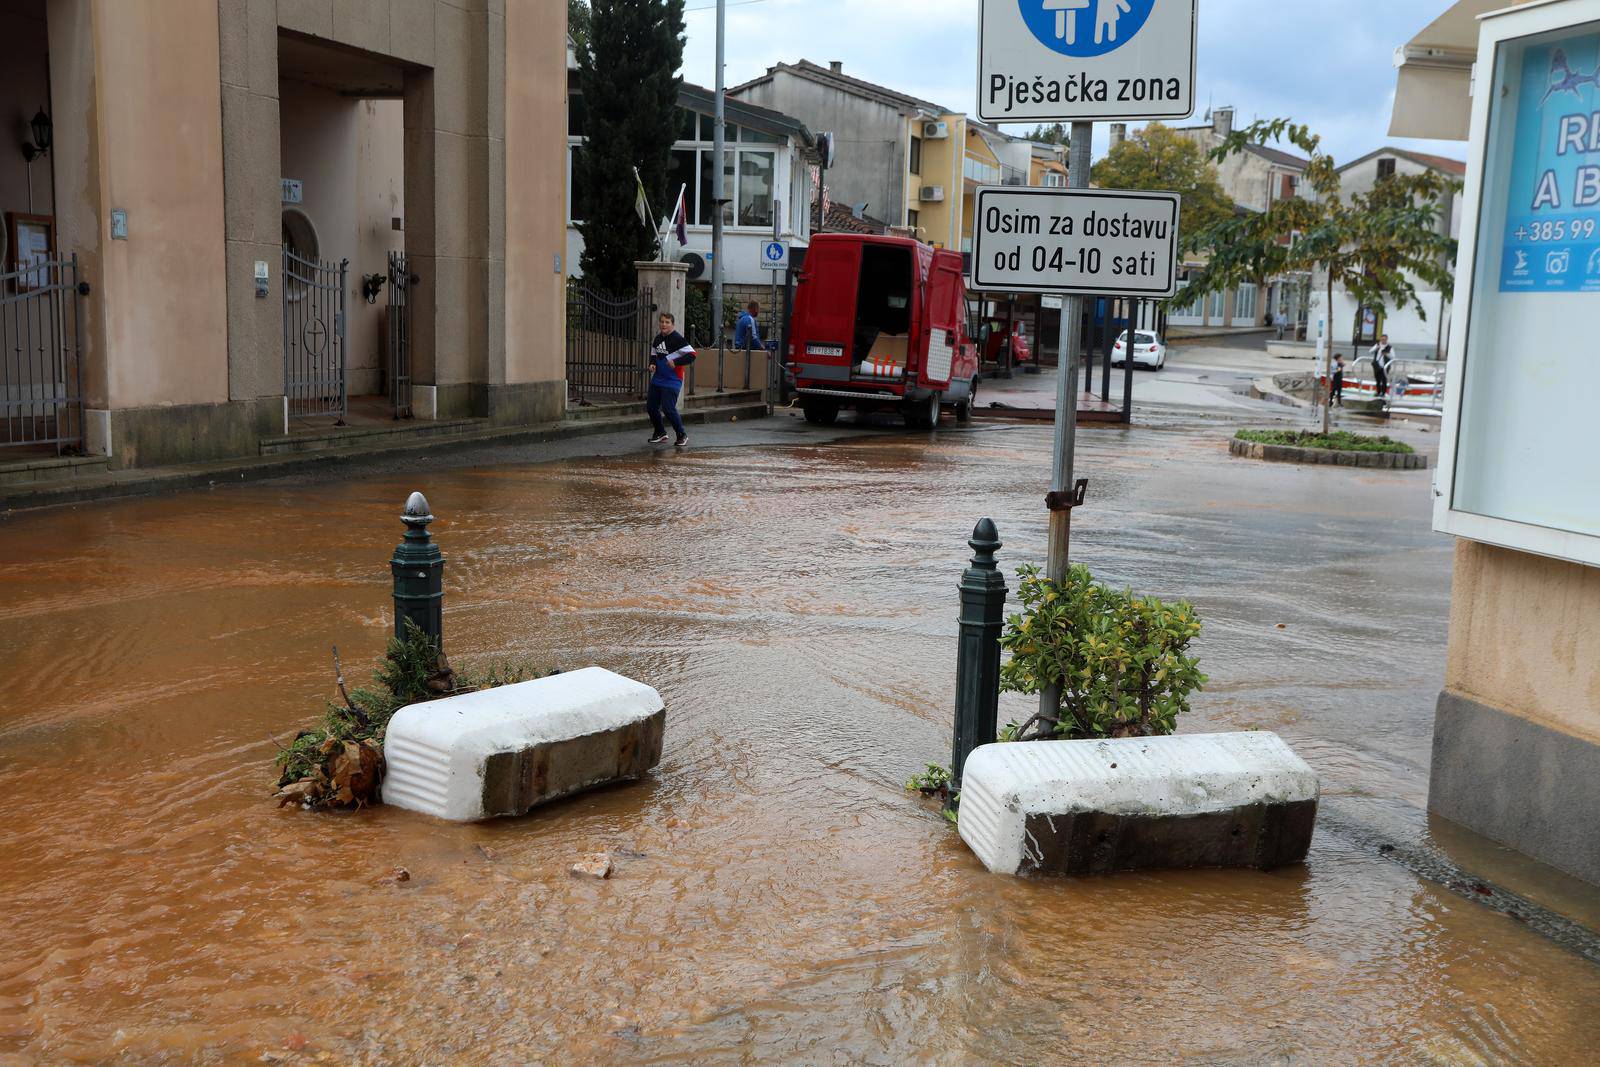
(919, 253, 962, 389)
(791, 237, 861, 371)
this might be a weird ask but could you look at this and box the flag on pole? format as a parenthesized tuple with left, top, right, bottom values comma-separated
(633, 167, 650, 229)
(673, 187, 688, 247)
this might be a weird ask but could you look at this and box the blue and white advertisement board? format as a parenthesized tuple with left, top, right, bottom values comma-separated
(1497, 30, 1600, 293)
(1436, 2, 1600, 567)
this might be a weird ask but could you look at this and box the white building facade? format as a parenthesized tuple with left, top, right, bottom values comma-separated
(1309, 148, 1465, 360)
(565, 82, 817, 288)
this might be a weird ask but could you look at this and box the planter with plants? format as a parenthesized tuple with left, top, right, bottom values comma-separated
(1230, 428, 1427, 469)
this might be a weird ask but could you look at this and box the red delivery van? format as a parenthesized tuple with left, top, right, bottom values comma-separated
(786, 233, 980, 429)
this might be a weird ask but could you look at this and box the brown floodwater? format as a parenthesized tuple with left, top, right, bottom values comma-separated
(3, 420, 1599, 1063)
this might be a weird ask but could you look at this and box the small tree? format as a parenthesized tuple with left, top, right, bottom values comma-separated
(1091, 122, 1234, 250)
(568, 0, 591, 55)
(1025, 122, 1069, 146)
(573, 0, 686, 294)
(1181, 120, 1459, 432)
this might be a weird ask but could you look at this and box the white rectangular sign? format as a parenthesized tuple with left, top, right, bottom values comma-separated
(970, 187, 1181, 297)
(978, 0, 1196, 123)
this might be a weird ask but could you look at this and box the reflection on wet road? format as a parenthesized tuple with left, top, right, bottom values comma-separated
(3, 418, 1597, 1062)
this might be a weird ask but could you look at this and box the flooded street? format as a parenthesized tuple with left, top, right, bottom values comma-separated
(4, 412, 1600, 1063)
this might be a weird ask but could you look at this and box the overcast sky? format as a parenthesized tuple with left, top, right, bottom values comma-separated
(679, 0, 1463, 164)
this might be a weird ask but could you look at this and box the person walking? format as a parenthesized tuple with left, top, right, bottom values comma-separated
(735, 301, 762, 353)
(647, 311, 695, 447)
(1330, 353, 1346, 408)
(1369, 333, 1394, 405)
(734, 301, 761, 389)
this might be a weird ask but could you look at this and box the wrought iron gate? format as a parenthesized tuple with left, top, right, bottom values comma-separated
(283, 250, 348, 420)
(387, 251, 415, 419)
(1, 254, 86, 453)
(566, 284, 653, 401)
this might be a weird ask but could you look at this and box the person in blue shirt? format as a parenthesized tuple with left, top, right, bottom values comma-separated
(646, 311, 695, 446)
(734, 301, 762, 353)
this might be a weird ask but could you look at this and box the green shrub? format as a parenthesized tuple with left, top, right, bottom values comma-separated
(998, 564, 1207, 740)
(1235, 428, 1415, 454)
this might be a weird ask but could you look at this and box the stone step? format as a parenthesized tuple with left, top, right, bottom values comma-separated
(957, 731, 1319, 877)
(0, 453, 111, 488)
(382, 667, 665, 822)
(260, 417, 484, 456)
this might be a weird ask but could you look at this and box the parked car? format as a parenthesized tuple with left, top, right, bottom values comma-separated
(786, 233, 980, 428)
(979, 319, 1032, 369)
(1112, 330, 1167, 370)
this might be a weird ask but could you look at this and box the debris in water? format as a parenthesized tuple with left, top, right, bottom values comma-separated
(571, 853, 614, 879)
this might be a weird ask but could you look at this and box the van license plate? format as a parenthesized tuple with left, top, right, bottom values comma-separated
(806, 344, 845, 358)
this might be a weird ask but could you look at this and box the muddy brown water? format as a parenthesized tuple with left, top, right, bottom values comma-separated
(3, 422, 1599, 1063)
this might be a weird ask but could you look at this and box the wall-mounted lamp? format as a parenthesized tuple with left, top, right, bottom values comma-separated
(21, 108, 51, 213)
(21, 108, 51, 163)
(361, 272, 386, 304)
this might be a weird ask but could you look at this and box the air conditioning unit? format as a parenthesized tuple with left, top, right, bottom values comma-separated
(922, 121, 949, 140)
(919, 185, 945, 203)
(679, 251, 709, 280)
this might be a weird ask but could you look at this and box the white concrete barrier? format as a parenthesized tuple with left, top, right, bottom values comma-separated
(382, 667, 665, 822)
(957, 732, 1319, 876)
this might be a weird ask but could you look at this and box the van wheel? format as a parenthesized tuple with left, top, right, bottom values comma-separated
(906, 392, 941, 430)
(955, 381, 976, 424)
(802, 400, 840, 425)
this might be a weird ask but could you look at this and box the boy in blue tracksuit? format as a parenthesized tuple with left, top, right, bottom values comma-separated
(647, 311, 695, 446)
(734, 301, 761, 352)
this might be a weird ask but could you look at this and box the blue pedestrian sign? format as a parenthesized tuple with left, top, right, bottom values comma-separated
(978, 0, 1195, 123)
(760, 240, 789, 271)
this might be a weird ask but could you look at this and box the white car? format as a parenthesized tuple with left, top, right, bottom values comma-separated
(1112, 330, 1167, 370)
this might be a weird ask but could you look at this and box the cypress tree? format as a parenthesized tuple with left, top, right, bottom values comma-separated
(573, 0, 686, 294)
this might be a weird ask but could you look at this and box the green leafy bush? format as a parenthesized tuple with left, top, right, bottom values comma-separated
(1235, 428, 1415, 455)
(999, 565, 1207, 740)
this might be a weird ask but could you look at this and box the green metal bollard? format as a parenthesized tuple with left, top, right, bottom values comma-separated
(951, 518, 1006, 799)
(391, 491, 444, 649)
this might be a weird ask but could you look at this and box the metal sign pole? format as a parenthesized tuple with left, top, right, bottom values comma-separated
(1038, 120, 1093, 728)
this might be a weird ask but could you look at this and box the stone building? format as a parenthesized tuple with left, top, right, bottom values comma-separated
(0, 0, 569, 471)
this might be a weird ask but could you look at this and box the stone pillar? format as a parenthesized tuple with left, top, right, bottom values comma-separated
(635, 261, 689, 330)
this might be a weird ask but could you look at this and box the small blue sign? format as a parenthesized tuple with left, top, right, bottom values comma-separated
(761, 240, 788, 270)
(1498, 30, 1600, 293)
(1017, 0, 1156, 59)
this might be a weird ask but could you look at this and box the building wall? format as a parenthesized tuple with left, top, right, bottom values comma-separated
(734, 71, 906, 226)
(1445, 541, 1600, 744)
(355, 99, 406, 395)
(912, 114, 961, 250)
(1432, 539, 1600, 884)
(94, 0, 231, 414)
(503, 0, 567, 411)
(0, 0, 54, 231)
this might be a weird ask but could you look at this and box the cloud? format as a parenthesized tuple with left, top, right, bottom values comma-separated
(679, 0, 1467, 164)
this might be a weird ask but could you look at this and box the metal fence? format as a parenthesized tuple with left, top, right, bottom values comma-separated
(283, 249, 348, 421)
(387, 251, 415, 419)
(1, 254, 86, 453)
(566, 284, 652, 401)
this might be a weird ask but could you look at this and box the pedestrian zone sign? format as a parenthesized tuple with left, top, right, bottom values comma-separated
(760, 240, 789, 271)
(970, 187, 1181, 297)
(977, 0, 1196, 122)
